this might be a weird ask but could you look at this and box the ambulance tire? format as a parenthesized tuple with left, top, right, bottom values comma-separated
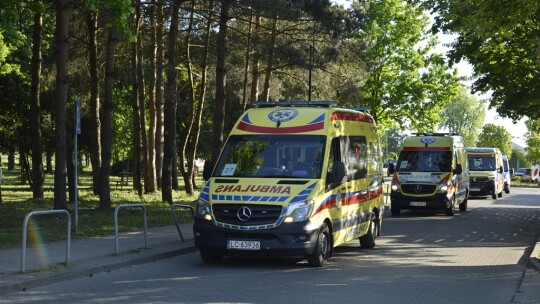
(307, 223, 331, 267)
(459, 199, 467, 212)
(492, 192, 497, 199)
(199, 251, 223, 263)
(360, 214, 377, 249)
(445, 197, 455, 216)
(498, 190, 503, 198)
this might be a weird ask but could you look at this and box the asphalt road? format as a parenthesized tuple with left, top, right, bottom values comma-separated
(2, 187, 539, 304)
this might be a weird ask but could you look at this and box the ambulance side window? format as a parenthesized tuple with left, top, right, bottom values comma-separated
(333, 136, 368, 181)
(326, 138, 338, 186)
(367, 139, 381, 176)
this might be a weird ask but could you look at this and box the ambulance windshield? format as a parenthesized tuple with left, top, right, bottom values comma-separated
(468, 156, 496, 171)
(396, 151, 452, 172)
(213, 135, 326, 178)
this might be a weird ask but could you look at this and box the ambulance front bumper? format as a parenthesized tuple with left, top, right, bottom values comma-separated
(390, 192, 450, 210)
(193, 218, 320, 258)
(469, 180, 495, 196)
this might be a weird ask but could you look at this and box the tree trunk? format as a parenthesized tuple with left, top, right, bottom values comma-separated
(131, 5, 143, 197)
(87, 9, 101, 195)
(180, 0, 196, 195)
(249, 14, 261, 102)
(54, 0, 69, 210)
(162, 0, 182, 203)
(146, 0, 158, 193)
(136, 5, 148, 195)
(241, 8, 253, 110)
(262, 17, 277, 101)
(212, 0, 231, 161)
(155, 0, 165, 188)
(30, 5, 44, 199)
(8, 147, 15, 171)
(99, 25, 118, 209)
(46, 147, 53, 174)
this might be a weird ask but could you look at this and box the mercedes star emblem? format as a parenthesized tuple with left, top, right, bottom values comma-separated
(237, 206, 252, 222)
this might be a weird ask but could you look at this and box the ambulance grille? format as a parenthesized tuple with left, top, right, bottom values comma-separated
(470, 177, 489, 182)
(213, 204, 282, 226)
(401, 184, 437, 195)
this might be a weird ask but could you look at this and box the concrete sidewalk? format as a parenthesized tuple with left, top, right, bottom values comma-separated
(0, 223, 196, 296)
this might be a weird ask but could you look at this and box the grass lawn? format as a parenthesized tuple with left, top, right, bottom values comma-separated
(0, 166, 201, 249)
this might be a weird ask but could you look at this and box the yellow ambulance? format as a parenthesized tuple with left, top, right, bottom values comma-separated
(193, 101, 385, 266)
(388, 133, 469, 216)
(466, 147, 504, 199)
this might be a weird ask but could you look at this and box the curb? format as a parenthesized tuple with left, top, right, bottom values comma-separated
(529, 240, 540, 271)
(0, 241, 197, 296)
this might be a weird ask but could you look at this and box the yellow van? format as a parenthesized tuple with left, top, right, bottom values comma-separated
(466, 147, 504, 199)
(193, 101, 385, 266)
(388, 133, 469, 216)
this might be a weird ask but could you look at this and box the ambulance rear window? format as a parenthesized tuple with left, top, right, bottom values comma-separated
(214, 135, 326, 178)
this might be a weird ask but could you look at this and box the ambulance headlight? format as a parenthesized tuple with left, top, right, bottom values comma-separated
(488, 173, 497, 180)
(196, 199, 212, 221)
(439, 185, 448, 192)
(391, 183, 400, 192)
(284, 200, 314, 223)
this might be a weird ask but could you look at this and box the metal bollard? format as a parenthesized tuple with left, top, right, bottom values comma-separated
(21, 210, 71, 273)
(114, 204, 147, 255)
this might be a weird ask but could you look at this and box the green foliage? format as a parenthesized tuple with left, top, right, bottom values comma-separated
(439, 86, 486, 147)
(112, 88, 133, 162)
(382, 128, 407, 159)
(416, 0, 540, 121)
(525, 133, 540, 165)
(107, 0, 135, 41)
(0, 30, 18, 75)
(477, 123, 513, 157)
(350, 0, 460, 131)
(509, 148, 530, 169)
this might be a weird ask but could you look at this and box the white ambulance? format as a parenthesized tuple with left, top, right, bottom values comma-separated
(193, 101, 385, 266)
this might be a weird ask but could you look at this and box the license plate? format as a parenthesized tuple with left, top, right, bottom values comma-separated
(470, 188, 480, 192)
(227, 240, 260, 250)
(410, 201, 426, 207)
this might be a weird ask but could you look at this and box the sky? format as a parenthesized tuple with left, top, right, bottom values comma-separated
(332, 0, 528, 148)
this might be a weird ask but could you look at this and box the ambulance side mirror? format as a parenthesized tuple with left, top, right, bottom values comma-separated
(388, 163, 395, 174)
(333, 161, 346, 183)
(453, 164, 463, 175)
(202, 160, 214, 181)
(498, 166, 503, 174)
(510, 168, 515, 176)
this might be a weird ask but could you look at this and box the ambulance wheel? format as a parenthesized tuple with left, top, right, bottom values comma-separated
(360, 214, 377, 249)
(492, 192, 497, 199)
(459, 199, 467, 212)
(199, 251, 223, 263)
(498, 191, 502, 198)
(445, 197, 455, 216)
(307, 223, 331, 267)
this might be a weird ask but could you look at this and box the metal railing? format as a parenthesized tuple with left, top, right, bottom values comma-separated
(170, 204, 194, 242)
(21, 210, 71, 273)
(114, 204, 147, 255)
